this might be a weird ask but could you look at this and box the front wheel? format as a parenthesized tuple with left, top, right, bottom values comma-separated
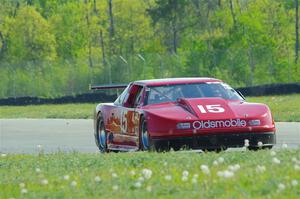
(139, 117, 155, 151)
(139, 117, 169, 152)
(96, 114, 108, 153)
(249, 145, 273, 151)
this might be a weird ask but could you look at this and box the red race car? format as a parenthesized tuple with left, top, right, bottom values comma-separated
(92, 78, 276, 152)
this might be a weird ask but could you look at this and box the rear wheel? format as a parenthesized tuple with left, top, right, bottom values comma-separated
(96, 114, 108, 153)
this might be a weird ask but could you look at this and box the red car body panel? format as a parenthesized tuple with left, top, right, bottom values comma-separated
(93, 78, 276, 151)
(143, 99, 275, 137)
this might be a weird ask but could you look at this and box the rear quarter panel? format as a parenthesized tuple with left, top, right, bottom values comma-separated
(94, 103, 120, 133)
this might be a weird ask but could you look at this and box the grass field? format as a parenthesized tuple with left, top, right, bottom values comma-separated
(1, 149, 300, 198)
(0, 94, 299, 121)
(0, 103, 96, 119)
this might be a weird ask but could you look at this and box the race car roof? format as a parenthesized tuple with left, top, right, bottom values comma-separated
(135, 77, 221, 87)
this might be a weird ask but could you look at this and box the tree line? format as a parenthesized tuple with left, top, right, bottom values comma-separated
(0, 0, 299, 98)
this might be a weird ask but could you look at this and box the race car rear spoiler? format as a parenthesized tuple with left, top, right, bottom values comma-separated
(89, 83, 128, 90)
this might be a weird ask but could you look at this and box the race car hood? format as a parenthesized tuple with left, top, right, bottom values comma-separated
(178, 97, 272, 120)
(144, 97, 270, 121)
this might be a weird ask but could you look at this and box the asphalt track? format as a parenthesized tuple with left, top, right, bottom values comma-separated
(0, 119, 299, 153)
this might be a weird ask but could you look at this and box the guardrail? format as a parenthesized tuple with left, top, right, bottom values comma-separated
(236, 83, 300, 96)
(0, 83, 299, 106)
(0, 93, 117, 106)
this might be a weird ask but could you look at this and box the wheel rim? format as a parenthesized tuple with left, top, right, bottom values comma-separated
(98, 120, 106, 149)
(141, 120, 149, 150)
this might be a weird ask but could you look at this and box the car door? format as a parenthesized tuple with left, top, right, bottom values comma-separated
(104, 84, 130, 148)
(111, 84, 144, 149)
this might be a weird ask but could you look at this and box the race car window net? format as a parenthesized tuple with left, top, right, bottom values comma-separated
(133, 86, 145, 107)
(114, 85, 131, 106)
(127, 85, 143, 108)
(146, 83, 243, 105)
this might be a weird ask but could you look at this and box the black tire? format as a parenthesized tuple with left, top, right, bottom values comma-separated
(139, 117, 154, 151)
(249, 145, 273, 151)
(264, 145, 273, 150)
(171, 145, 182, 151)
(248, 146, 259, 151)
(96, 113, 108, 153)
(205, 148, 223, 153)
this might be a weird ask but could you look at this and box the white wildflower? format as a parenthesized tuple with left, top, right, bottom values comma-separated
(213, 160, 219, 166)
(217, 171, 223, 177)
(257, 141, 263, 148)
(111, 172, 118, 178)
(94, 176, 101, 183)
(256, 165, 266, 173)
(112, 185, 118, 191)
(228, 164, 240, 172)
(294, 164, 300, 171)
(218, 157, 224, 164)
(217, 170, 234, 178)
(70, 181, 77, 187)
(270, 151, 276, 156)
(19, 183, 25, 188)
(165, 175, 172, 181)
(146, 186, 152, 192)
(244, 139, 249, 147)
(192, 173, 198, 183)
(63, 175, 70, 180)
(129, 170, 136, 176)
(1, 153, 7, 157)
(291, 180, 298, 187)
(200, 165, 210, 175)
(21, 188, 28, 194)
(164, 175, 172, 181)
(35, 168, 41, 173)
(278, 183, 285, 191)
(41, 179, 48, 185)
(223, 170, 234, 178)
(193, 174, 199, 178)
(182, 170, 189, 177)
(192, 178, 198, 184)
(138, 176, 145, 182)
(292, 157, 300, 164)
(134, 181, 142, 188)
(37, 145, 43, 152)
(181, 175, 188, 181)
(142, 169, 152, 179)
(272, 157, 281, 164)
(282, 143, 288, 149)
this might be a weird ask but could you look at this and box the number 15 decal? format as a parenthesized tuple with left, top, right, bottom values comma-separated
(197, 104, 225, 113)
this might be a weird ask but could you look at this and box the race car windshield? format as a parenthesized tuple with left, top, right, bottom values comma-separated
(146, 83, 243, 105)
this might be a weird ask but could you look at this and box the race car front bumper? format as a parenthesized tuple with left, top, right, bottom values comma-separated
(151, 132, 276, 150)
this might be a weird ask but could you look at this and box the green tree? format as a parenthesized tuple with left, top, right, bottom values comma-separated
(6, 6, 56, 64)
